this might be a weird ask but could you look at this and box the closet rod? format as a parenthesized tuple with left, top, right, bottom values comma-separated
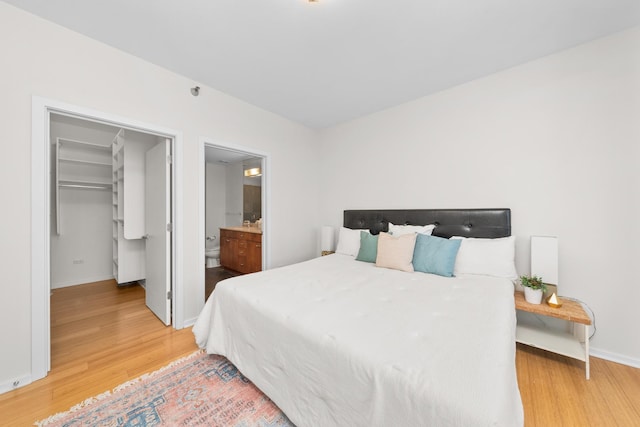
(59, 183, 112, 190)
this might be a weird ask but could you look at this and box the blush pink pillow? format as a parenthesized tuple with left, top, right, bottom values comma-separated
(375, 232, 417, 272)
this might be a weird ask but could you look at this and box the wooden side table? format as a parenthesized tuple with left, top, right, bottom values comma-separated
(514, 291, 592, 379)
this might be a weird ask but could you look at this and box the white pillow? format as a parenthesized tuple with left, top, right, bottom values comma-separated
(335, 227, 369, 257)
(388, 222, 435, 236)
(451, 236, 517, 279)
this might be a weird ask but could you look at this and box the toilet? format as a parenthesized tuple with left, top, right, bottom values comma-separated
(205, 246, 220, 268)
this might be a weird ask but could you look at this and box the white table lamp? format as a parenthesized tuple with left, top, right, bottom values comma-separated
(320, 226, 335, 256)
(531, 236, 558, 285)
(531, 235, 559, 307)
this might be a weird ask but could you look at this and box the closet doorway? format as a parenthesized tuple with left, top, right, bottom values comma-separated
(51, 114, 171, 322)
(31, 97, 183, 382)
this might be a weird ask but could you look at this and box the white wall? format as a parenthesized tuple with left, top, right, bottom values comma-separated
(49, 116, 118, 288)
(0, 3, 320, 389)
(225, 162, 244, 227)
(51, 190, 113, 288)
(319, 27, 640, 364)
(205, 162, 226, 248)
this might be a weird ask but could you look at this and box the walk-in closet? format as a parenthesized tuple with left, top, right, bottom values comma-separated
(50, 113, 172, 324)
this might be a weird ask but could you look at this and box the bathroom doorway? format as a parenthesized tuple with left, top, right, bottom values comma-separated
(199, 141, 269, 301)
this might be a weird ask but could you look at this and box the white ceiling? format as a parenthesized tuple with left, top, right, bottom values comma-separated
(6, 0, 640, 128)
(204, 146, 260, 165)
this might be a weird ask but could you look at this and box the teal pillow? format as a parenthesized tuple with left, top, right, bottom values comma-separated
(412, 234, 462, 277)
(356, 231, 378, 263)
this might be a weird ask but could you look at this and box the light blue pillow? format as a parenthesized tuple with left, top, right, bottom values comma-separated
(356, 231, 378, 263)
(412, 234, 462, 277)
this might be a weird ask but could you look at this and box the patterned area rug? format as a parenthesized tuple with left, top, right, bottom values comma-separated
(36, 351, 295, 426)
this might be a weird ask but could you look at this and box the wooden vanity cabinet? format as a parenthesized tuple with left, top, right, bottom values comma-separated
(220, 228, 262, 274)
(219, 233, 237, 270)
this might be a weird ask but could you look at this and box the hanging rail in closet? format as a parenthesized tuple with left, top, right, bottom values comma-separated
(55, 137, 113, 234)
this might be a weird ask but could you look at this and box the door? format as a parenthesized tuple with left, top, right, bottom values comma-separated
(220, 231, 236, 271)
(247, 236, 262, 273)
(145, 139, 171, 325)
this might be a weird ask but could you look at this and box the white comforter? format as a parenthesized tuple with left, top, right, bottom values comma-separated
(193, 254, 524, 427)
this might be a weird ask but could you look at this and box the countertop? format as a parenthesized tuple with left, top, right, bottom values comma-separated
(221, 226, 263, 234)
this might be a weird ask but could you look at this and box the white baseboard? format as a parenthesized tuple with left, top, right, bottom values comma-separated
(52, 275, 115, 289)
(182, 317, 198, 329)
(590, 347, 640, 369)
(0, 374, 32, 395)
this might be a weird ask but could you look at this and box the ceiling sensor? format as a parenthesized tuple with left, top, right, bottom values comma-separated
(190, 86, 200, 96)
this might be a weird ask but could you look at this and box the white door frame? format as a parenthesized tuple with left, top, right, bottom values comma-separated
(31, 96, 184, 381)
(198, 137, 270, 308)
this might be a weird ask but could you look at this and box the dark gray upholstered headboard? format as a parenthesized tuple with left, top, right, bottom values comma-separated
(343, 209, 511, 239)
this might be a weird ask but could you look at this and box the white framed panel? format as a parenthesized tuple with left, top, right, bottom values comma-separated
(196, 137, 271, 319)
(31, 96, 185, 385)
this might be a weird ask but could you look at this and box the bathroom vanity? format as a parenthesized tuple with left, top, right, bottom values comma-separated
(220, 227, 262, 274)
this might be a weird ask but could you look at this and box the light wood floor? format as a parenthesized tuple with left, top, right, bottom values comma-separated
(0, 280, 198, 426)
(517, 344, 640, 426)
(1, 280, 639, 426)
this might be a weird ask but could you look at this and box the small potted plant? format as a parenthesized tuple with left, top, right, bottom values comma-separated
(520, 275, 547, 304)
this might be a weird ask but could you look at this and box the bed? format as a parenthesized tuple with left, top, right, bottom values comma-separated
(193, 208, 524, 426)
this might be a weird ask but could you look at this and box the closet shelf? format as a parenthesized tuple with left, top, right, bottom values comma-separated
(59, 178, 112, 186)
(59, 184, 111, 190)
(58, 157, 112, 167)
(59, 137, 112, 151)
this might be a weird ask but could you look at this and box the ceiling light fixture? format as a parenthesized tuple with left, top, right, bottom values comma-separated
(244, 167, 262, 177)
